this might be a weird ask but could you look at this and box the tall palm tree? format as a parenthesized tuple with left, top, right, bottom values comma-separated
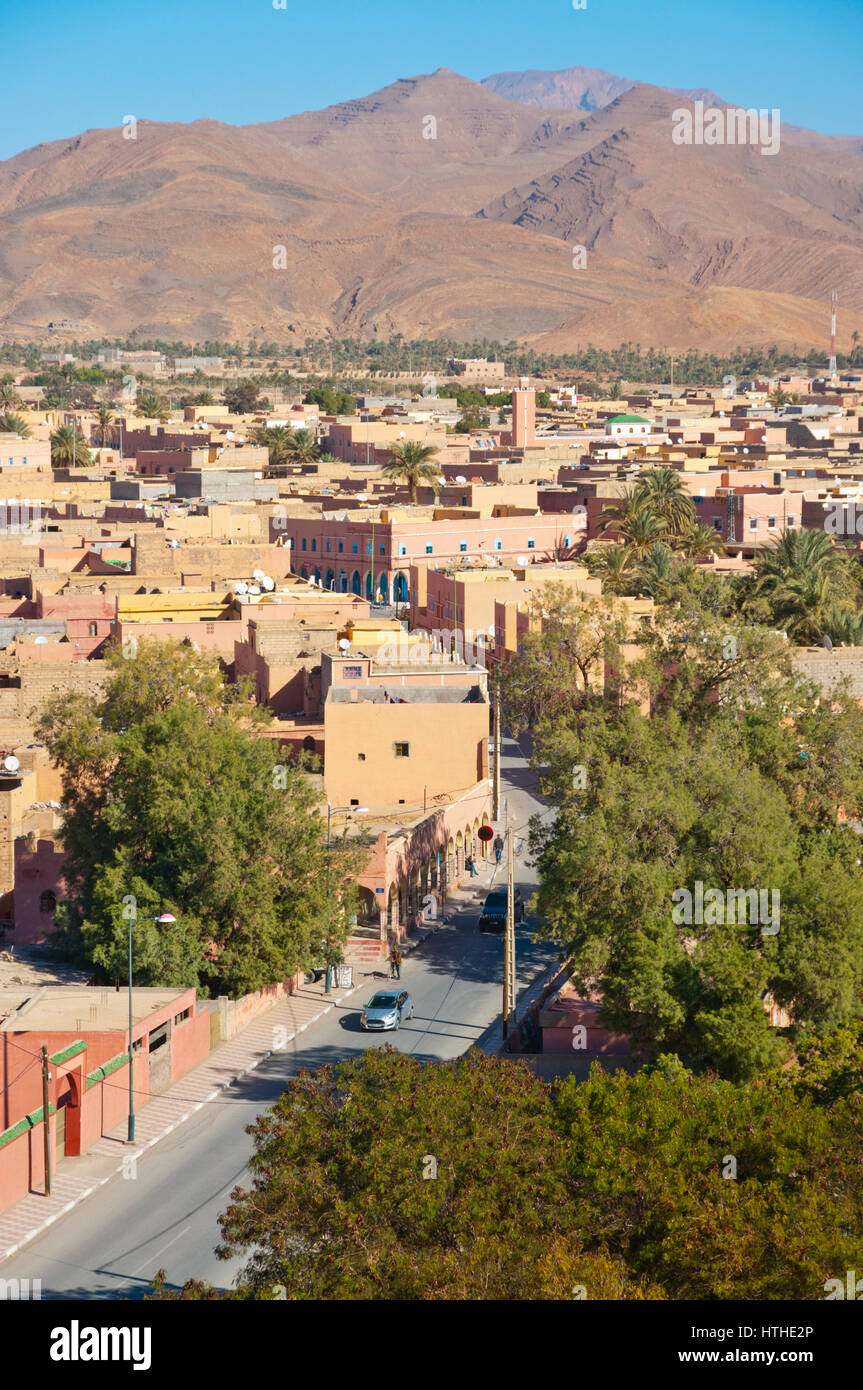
(600, 488, 665, 558)
(634, 468, 696, 536)
(283, 427, 321, 466)
(675, 523, 726, 561)
(0, 383, 23, 413)
(0, 412, 31, 437)
(634, 543, 683, 601)
(584, 544, 636, 596)
(50, 425, 92, 468)
(136, 393, 169, 421)
(381, 440, 442, 503)
(824, 606, 863, 646)
(751, 528, 858, 643)
(251, 424, 294, 469)
(94, 403, 115, 447)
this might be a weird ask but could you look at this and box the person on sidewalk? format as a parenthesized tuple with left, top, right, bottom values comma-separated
(390, 944, 402, 980)
(466, 853, 478, 877)
(493, 834, 504, 866)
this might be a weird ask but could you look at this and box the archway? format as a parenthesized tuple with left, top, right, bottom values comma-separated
(377, 573, 389, 603)
(324, 568, 335, 590)
(365, 571, 373, 599)
(352, 570, 362, 595)
(338, 570, 348, 593)
(393, 571, 408, 603)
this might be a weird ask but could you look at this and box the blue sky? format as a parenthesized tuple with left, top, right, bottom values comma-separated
(2, 0, 860, 159)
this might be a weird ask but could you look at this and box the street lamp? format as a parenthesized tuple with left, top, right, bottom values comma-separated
(127, 911, 176, 1143)
(326, 805, 367, 994)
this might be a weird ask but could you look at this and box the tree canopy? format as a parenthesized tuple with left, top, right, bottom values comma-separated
(36, 640, 361, 996)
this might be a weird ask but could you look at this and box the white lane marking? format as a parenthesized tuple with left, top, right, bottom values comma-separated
(129, 1224, 192, 1277)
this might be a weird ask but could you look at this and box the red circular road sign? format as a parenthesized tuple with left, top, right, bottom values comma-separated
(477, 825, 494, 842)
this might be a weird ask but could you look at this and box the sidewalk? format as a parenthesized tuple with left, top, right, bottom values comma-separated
(0, 974, 361, 1263)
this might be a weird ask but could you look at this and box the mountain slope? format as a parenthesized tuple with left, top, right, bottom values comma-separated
(0, 70, 860, 351)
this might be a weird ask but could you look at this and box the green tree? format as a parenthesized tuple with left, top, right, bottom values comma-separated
(748, 528, 859, 643)
(223, 380, 261, 415)
(634, 467, 696, 537)
(136, 392, 169, 421)
(93, 403, 115, 446)
(0, 382, 22, 412)
(498, 587, 629, 735)
(49, 424, 91, 466)
(583, 543, 636, 596)
(212, 1049, 658, 1300)
(381, 439, 442, 503)
(0, 412, 30, 437)
(35, 640, 360, 996)
(554, 1063, 863, 1299)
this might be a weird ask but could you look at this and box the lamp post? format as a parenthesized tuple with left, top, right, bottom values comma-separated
(127, 911, 176, 1143)
(326, 804, 367, 994)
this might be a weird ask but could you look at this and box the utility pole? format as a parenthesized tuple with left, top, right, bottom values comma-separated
(41, 1044, 51, 1196)
(492, 681, 501, 821)
(502, 828, 516, 1043)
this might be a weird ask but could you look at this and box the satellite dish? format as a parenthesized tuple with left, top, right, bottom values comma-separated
(33, 635, 49, 645)
(823, 634, 834, 651)
(339, 638, 351, 652)
(252, 569, 265, 580)
(248, 584, 261, 596)
(261, 575, 275, 591)
(3, 755, 19, 773)
(455, 475, 467, 485)
(235, 581, 248, 594)
(516, 555, 528, 566)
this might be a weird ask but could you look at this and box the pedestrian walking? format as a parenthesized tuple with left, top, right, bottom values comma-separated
(390, 944, 402, 980)
(493, 833, 504, 866)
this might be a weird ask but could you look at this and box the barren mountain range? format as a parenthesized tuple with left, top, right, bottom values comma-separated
(1, 66, 861, 352)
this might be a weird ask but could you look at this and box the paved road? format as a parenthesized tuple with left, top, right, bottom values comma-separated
(0, 734, 555, 1299)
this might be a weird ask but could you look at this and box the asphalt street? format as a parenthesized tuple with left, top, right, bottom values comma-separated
(0, 733, 556, 1298)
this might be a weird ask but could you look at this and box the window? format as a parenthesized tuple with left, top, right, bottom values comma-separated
(338, 541, 343, 553)
(343, 664, 362, 678)
(461, 496, 467, 506)
(40, 890, 57, 914)
(352, 541, 358, 554)
(749, 517, 758, 530)
(459, 541, 467, 552)
(358, 752, 366, 760)
(380, 543, 385, 555)
(326, 540, 332, 552)
(394, 742, 410, 757)
(494, 538, 502, 551)
(564, 535, 571, 547)
(527, 538, 535, 549)
(426, 543, 434, 554)
(148, 1023, 169, 1054)
(787, 515, 796, 527)
(366, 541, 372, 555)
(174, 1008, 191, 1026)
(398, 543, 407, 556)
(89, 622, 98, 636)
(301, 538, 307, 551)
(311, 538, 317, 551)
(712, 518, 722, 531)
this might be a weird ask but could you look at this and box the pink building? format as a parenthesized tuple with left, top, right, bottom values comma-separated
(278, 511, 573, 603)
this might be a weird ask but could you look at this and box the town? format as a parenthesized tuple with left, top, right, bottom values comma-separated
(0, 334, 861, 1309)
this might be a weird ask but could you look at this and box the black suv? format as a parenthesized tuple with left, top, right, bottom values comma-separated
(478, 887, 525, 932)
